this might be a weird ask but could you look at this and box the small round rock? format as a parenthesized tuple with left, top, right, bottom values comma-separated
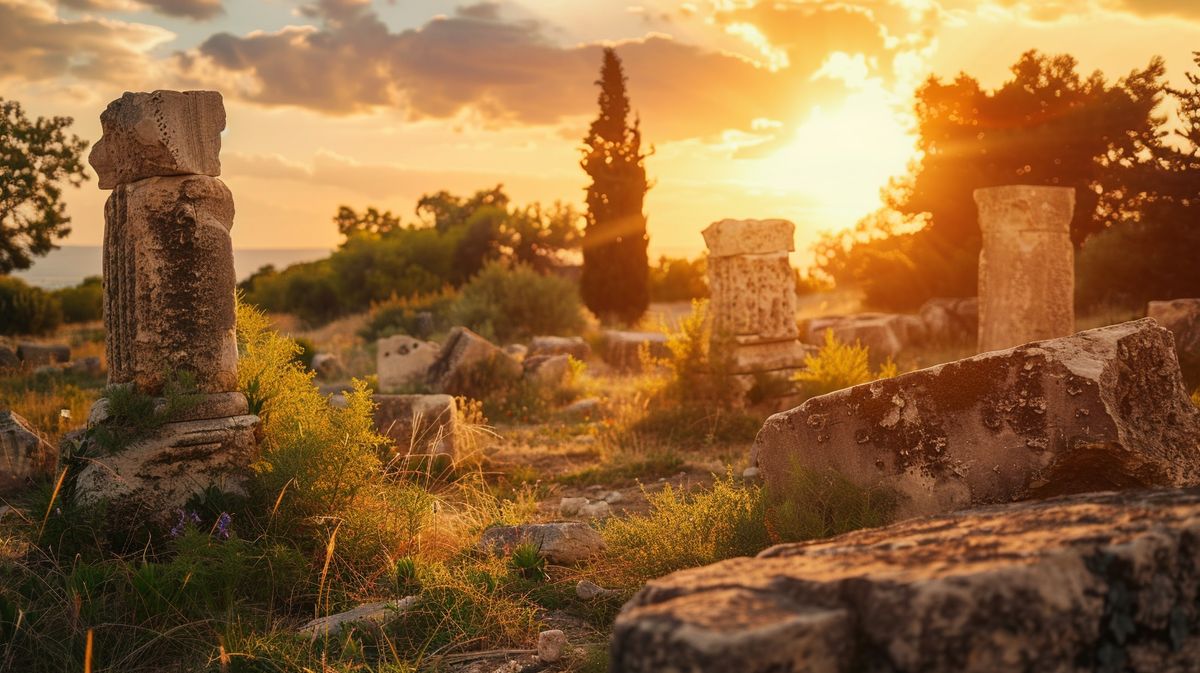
(537, 629, 568, 663)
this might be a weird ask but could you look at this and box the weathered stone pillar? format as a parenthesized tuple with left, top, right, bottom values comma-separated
(974, 185, 1075, 352)
(702, 219, 809, 386)
(75, 90, 257, 521)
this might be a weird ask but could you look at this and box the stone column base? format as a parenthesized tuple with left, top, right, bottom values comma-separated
(73, 392, 258, 523)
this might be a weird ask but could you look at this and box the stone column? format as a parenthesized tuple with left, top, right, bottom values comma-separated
(75, 91, 258, 521)
(702, 219, 810, 385)
(974, 185, 1075, 352)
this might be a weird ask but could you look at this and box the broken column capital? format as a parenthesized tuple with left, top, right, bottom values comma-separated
(88, 90, 225, 190)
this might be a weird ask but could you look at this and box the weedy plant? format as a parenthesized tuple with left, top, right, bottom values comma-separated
(793, 329, 898, 399)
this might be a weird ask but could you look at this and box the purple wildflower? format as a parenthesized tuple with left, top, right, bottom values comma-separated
(215, 512, 232, 540)
(169, 509, 202, 538)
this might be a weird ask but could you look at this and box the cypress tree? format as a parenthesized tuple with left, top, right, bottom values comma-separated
(580, 48, 650, 325)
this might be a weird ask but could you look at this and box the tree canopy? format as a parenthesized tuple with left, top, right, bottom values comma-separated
(0, 98, 89, 274)
(580, 47, 652, 325)
(817, 50, 1170, 310)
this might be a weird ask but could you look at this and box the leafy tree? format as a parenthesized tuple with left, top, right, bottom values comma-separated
(1076, 52, 1200, 309)
(0, 98, 89, 273)
(818, 51, 1166, 310)
(580, 48, 652, 325)
(333, 206, 401, 239)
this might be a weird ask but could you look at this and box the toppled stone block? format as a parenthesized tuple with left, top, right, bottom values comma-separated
(89, 90, 225, 190)
(754, 319, 1200, 519)
(310, 353, 344, 381)
(919, 296, 979, 345)
(16, 343, 71, 366)
(103, 175, 238, 394)
(601, 330, 670, 372)
(702, 218, 795, 257)
(74, 413, 259, 519)
(0, 411, 53, 489)
(377, 335, 439, 392)
(524, 354, 572, 388)
(503, 343, 528, 361)
(611, 487, 1200, 673)
(803, 313, 925, 360)
(1147, 298, 1200, 390)
(576, 579, 619, 600)
(372, 394, 457, 458)
(425, 327, 521, 395)
(528, 335, 591, 361)
(478, 522, 606, 564)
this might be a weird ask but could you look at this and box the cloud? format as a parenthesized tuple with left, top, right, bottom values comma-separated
(58, 0, 223, 20)
(0, 0, 172, 84)
(175, 1, 901, 142)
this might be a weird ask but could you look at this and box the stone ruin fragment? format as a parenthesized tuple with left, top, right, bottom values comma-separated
(975, 185, 1076, 352)
(72, 90, 258, 522)
(752, 318, 1200, 520)
(702, 218, 811, 396)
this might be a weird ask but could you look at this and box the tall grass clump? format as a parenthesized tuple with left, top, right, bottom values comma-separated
(602, 469, 897, 588)
(629, 301, 762, 446)
(794, 329, 898, 400)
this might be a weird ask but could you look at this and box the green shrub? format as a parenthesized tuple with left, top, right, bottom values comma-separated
(0, 275, 62, 335)
(53, 275, 103, 323)
(360, 287, 458, 342)
(450, 261, 585, 343)
(793, 330, 897, 399)
(1075, 217, 1200, 311)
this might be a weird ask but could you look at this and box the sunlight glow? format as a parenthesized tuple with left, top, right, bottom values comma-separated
(745, 85, 917, 235)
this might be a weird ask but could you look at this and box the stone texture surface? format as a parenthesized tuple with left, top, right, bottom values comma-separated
(975, 185, 1076, 352)
(89, 90, 224, 190)
(372, 394, 457, 458)
(524, 354, 572, 388)
(804, 313, 926, 361)
(708, 253, 799, 342)
(16, 343, 71, 366)
(611, 487, 1200, 673)
(528, 335, 591, 361)
(74, 413, 259, 516)
(1147, 298, 1200, 391)
(376, 335, 438, 392)
(702, 218, 795, 257)
(538, 630, 569, 663)
(103, 175, 238, 394)
(0, 410, 53, 489)
(299, 597, 417, 640)
(601, 330, 671, 372)
(88, 391, 249, 426)
(426, 327, 521, 394)
(478, 522, 607, 565)
(919, 297, 979, 345)
(753, 319, 1200, 519)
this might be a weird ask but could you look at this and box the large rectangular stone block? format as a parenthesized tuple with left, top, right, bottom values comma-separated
(752, 318, 1200, 519)
(612, 488, 1200, 673)
(89, 90, 225, 189)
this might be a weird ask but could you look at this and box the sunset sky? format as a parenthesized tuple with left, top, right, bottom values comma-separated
(5, 0, 1200, 259)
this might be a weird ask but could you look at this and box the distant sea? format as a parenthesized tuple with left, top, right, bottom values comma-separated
(12, 245, 332, 289)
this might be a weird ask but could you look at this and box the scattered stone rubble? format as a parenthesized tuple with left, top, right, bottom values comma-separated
(754, 319, 1200, 519)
